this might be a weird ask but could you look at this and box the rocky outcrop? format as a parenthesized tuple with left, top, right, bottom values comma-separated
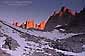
(2, 37, 20, 50)
(31, 50, 73, 56)
(45, 6, 76, 31)
(64, 8, 85, 33)
(45, 7, 85, 33)
(50, 34, 85, 53)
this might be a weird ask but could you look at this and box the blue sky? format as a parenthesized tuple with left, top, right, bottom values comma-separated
(0, 0, 84, 23)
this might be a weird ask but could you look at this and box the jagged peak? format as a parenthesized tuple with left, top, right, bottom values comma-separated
(53, 6, 76, 16)
(60, 6, 76, 16)
(61, 6, 67, 12)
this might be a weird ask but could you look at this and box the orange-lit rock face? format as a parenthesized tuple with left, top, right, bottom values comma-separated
(12, 20, 46, 30)
(26, 20, 35, 29)
(38, 21, 46, 30)
(63, 7, 76, 16)
(58, 7, 76, 16)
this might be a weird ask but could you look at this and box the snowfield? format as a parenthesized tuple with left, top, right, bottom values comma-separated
(0, 20, 85, 56)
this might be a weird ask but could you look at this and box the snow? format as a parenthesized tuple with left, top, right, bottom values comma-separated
(77, 52, 85, 56)
(0, 37, 6, 48)
(0, 20, 85, 56)
(82, 45, 85, 48)
(59, 29, 65, 31)
(0, 22, 26, 56)
(26, 29, 79, 40)
(0, 20, 81, 40)
(55, 49, 78, 56)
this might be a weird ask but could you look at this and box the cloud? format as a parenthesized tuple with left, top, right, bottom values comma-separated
(1, 1, 32, 6)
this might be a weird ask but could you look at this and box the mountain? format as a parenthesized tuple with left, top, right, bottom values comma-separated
(0, 18, 85, 56)
(0, 7, 85, 56)
(44, 7, 85, 33)
(0, 19, 78, 56)
(44, 6, 76, 31)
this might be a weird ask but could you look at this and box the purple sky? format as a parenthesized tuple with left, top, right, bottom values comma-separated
(0, 0, 84, 23)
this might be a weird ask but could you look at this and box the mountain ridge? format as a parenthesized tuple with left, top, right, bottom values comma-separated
(44, 6, 85, 33)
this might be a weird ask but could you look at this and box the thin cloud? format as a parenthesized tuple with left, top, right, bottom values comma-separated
(1, 1, 32, 6)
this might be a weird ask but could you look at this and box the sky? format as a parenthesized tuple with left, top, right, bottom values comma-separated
(0, 0, 84, 23)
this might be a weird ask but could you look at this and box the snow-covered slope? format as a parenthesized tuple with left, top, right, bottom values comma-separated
(0, 20, 85, 56)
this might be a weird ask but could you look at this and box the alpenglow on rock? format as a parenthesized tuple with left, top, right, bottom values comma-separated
(44, 7, 85, 33)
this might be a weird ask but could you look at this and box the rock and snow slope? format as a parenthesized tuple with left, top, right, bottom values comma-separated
(0, 20, 84, 56)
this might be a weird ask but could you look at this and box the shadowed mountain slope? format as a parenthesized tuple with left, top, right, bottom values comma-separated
(45, 7, 85, 33)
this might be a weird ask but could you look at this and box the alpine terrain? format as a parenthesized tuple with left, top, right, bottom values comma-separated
(0, 7, 85, 56)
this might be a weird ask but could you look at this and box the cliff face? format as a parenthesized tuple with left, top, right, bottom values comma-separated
(13, 20, 46, 30)
(66, 8, 85, 33)
(44, 7, 85, 33)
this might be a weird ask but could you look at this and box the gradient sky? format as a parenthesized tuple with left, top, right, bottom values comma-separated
(0, 0, 84, 23)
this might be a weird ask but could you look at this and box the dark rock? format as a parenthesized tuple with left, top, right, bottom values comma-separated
(31, 49, 73, 56)
(44, 7, 85, 33)
(43, 48, 56, 54)
(2, 37, 20, 50)
(0, 31, 4, 37)
(44, 6, 76, 31)
(50, 34, 85, 53)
